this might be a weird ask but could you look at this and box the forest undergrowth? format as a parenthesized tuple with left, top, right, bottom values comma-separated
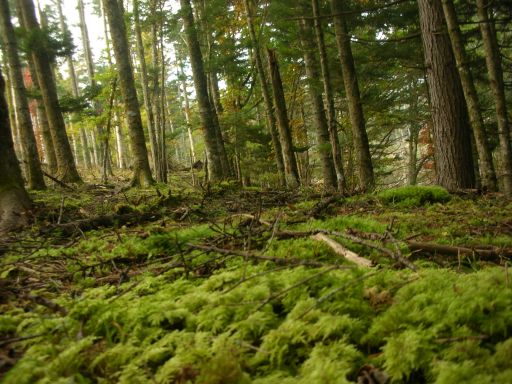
(1, 177, 512, 383)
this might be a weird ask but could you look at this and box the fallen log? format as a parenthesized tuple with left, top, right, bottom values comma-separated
(406, 241, 512, 260)
(42, 211, 163, 237)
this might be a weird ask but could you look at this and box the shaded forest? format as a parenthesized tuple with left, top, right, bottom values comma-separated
(0, 0, 512, 383)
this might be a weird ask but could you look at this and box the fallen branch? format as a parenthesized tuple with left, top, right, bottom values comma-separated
(42, 170, 75, 190)
(406, 241, 512, 260)
(187, 243, 352, 269)
(312, 233, 373, 267)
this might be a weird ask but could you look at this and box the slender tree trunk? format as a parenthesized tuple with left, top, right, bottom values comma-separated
(180, 0, 227, 180)
(18, 0, 81, 183)
(103, 0, 154, 186)
(178, 60, 197, 164)
(298, 4, 337, 191)
(79, 127, 91, 168)
(0, 67, 32, 233)
(0, 0, 45, 189)
(418, 0, 475, 190)
(330, 0, 374, 191)
(242, 0, 286, 187)
(441, 0, 497, 191)
(311, 0, 345, 192)
(476, 0, 512, 195)
(267, 48, 300, 188)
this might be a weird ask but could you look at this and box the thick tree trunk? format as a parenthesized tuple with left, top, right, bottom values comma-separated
(330, 0, 374, 191)
(0, 68, 32, 234)
(103, 0, 154, 186)
(267, 48, 300, 188)
(441, 0, 497, 191)
(0, 0, 45, 189)
(18, 0, 81, 183)
(180, 0, 227, 180)
(298, 5, 338, 191)
(242, 0, 286, 187)
(417, 0, 475, 190)
(311, 0, 345, 192)
(476, 0, 512, 195)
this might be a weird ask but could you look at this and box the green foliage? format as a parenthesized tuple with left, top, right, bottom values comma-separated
(377, 186, 451, 208)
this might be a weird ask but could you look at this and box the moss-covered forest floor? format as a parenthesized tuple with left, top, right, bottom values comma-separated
(1, 177, 512, 383)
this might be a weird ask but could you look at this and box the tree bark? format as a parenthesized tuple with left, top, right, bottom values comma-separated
(330, 0, 374, 191)
(17, 0, 80, 183)
(267, 48, 300, 188)
(0, 67, 32, 234)
(103, 0, 154, 186)
(417, 0, 475, 190)
(298, 3, 338, 191)
(179, 0, 228, 180)
(476, 0, 512, 195)
(441, 0, 497, 191)
(0, 0, 45, 189)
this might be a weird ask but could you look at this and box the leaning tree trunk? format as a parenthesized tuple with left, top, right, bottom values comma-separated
(476, 0, 512, 195)
(267, 48, 300, 188)
(298, 4, 338, 191)
(441, 0, 497, 191)
(242, 0, 286, 187)
(0, 67, 32, 234)
(18, 0, 81, 183)
(0, 0, 45, 189)
(180, 0, 227, 180)
(418, 0, 475, 190)
(330, 0, 374, 191)
(103, 0, 154, 186)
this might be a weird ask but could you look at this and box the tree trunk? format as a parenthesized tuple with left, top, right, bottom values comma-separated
(133, 0, 159, 177)
(441, 0, 497, 191)
(267, 48, 300, 188)
(103, 0, 154, 186)
(179, 0, 227, 180)
(0, 67, 32, 234)
(242, 0, 286, 187)
(311, 0, 345, 192)
(298, 4, 337, 191)
(18, 0, 81, 183)
(476, 0, 512, 195)
(0, 0, 45, 189)
(178, 56, 197, 164)
(330, 0, 374, 191)
(417, 0, 475, 190)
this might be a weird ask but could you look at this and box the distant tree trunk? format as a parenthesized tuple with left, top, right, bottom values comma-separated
(441, 0, 497, 191)
(298, 4, 337, 191)
(178, 56, 197, 164)
(180, 0, 227, 180)
(103, 0, 154, 186)
(476, 0, 512, 195)
(242, 0, 286, 187)
(0, 67, 32, 234)
(330, 0, 374, 191)
(0, 0, 45, 189)
(18, 0, 81, 183)
(418, 0, 475, 190)
(267, 48, 300, 188)
(133, 0, 159, 177)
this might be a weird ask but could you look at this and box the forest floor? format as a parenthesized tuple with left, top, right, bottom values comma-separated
(1, 175, 512, 383)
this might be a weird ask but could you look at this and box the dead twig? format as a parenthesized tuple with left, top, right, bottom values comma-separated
(312, 233, 373, 267)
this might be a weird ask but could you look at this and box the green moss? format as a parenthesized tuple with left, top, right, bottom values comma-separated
(377, 185, 451, 208)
